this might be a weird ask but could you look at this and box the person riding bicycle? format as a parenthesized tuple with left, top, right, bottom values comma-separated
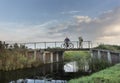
(64, 37, 70, 48)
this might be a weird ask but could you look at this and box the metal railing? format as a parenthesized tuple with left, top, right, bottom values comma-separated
(10, 41, 92, 49)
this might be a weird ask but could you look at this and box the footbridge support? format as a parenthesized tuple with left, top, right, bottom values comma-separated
(27, 49, 64, 64)
(91, 49, 120, 64)
(42, 51, 64, 64)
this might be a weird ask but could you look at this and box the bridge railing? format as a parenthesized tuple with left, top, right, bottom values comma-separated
(11, 41, 92, 49)
(7, 41, 120, 50)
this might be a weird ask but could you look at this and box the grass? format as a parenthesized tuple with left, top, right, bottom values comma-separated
(64, 51, 91, 61)
(69, 64, 120, 83)
(0, 51, 42, 71)
(95, 44, 120, 52)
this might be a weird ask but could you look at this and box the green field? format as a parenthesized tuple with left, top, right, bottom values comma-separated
(69, 64, 120, 83)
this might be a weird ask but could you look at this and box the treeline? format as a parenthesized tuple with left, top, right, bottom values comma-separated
(0, 41, 42, 71)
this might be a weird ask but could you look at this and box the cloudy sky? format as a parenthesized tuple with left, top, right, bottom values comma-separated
(0, 0, 120, 44)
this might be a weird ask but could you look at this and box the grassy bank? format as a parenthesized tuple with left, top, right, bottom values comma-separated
(69, 64, 120, 83)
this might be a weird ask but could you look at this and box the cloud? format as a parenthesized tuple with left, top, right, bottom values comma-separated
(73, 16, 92, 23)
(0, 7, 120, 45)
(0, 20, 59, 42)
(48, 7, 120, 44)
(61, 11, 81, 15)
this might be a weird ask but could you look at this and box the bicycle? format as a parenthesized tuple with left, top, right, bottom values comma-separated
(61, 42, 74, 49)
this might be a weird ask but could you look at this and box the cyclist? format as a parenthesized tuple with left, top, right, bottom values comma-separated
(64, 37, 70, 48)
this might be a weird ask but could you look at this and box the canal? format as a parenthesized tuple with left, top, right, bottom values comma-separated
(0, 62, 90, 83)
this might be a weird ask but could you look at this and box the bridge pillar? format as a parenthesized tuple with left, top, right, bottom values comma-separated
(51, 63, 53, 73)
(98, 50, 101, 59)
(56, 52, 59, 62)
(107, 51, 112, 63)
(62, 52, 64, 61)
(90, 49, 93, 57)
(50, 52, 53, 63)
(43, 52, 46, 64)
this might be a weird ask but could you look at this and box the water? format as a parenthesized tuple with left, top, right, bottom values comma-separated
(0, 62, 89, 83)
(64, 61, 79, 72)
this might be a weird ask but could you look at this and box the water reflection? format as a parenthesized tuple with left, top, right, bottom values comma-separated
(64, 61, 79, 72)
(0, 62, 89, 83)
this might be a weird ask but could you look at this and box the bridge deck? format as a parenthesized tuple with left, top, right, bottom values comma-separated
(44, 48, 90, 52)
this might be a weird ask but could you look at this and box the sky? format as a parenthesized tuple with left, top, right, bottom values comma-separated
(0, 0, 120, 45)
